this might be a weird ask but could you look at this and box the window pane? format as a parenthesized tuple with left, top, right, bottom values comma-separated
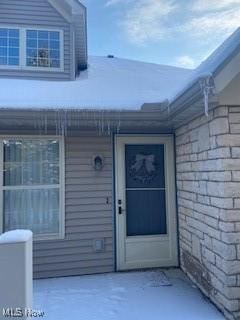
(9, 29, 19, 38)
(126, 190, 167, 236)
(0, 29, 8, 37)
(0, 28, 19, 66)
(125, 144, 165, 189)
(50, 32, 60, 40)
(9, 47, 19, 57)
(38, 58, 49, 67)
(27, 39, 37, 48)
(50, 50, 60, 59)
(26, 30, 37, 38)
(0, 57, 7, 65)
(0, 38, 7, 46)
(0, 47, 7, 56)
(8, 57, 19, 66)
(4, 188, 59, 235)
(125, 144, 167, 237)
(38, 49, 49, 58)
(27, 58, 37, 67)
(38, 39, 48, 49)
(26, 30, 61, 68)
(9, 38, 19, 47)
(3, 140, 59, 186)
(27, 48, 37, 58)
(50, 59, 60, 68)
(38, 31, 49, 39)
(50, 40, 59, 50)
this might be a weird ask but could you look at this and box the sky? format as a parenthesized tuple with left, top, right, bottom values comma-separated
(80, 0, 240, 69)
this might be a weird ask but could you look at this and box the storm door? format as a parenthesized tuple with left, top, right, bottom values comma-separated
(115, 135, 178, 270)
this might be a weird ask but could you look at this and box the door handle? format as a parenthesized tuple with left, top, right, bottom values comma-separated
(118, 199, 123, 215)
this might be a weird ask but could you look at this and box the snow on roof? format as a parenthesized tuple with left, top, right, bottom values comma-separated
(169, 27, 240, 103)
(0, 230, 32, 244)
(1, 28, 239, 111)
(0, 56, 191, 111)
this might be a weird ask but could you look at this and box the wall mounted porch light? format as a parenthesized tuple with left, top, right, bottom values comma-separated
(93, 154, 104, 171)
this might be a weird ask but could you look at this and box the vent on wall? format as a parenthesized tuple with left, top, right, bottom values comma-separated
(93, 239, 105, 252)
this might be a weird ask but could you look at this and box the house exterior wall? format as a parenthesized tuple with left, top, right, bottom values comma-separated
(33, 135, 114, 278)
(0, 0, 74, 80)
(176, 105, 240, 320)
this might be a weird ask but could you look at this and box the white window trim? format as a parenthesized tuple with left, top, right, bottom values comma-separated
(0, 25, 64, 72)
(0, 135, 65, 241)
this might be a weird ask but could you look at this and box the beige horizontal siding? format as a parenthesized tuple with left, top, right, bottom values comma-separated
(34, 266, 113, 279)
(34, 237, 113, 250)
(33, 135, 114, 278)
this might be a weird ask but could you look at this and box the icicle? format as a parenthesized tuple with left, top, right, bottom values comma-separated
(116, 111, 121, 133)
(44, 114, 48, 134)
(107, 120, 110, 136)
(101, 110, 104, 135)
(54, 111, 58, 136)
(37, 115, 42, 135)
(166, 100, 170, 115)
(63, 110, 68, 136)
(199, 75, 215, 117)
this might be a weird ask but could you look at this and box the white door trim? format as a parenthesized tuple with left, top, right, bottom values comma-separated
(114, 134, 178, 271)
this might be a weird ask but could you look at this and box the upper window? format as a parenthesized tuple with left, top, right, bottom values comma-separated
(0, 27, 63, 71)
(26, 30, 61, 68)
(1, 137, 65, 240)
(0, 28, 20, 66)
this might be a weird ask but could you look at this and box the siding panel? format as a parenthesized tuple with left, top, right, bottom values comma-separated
(33, 135, 114, 278)
(34, 266, 113, 279)
(0, 0, 73, 80)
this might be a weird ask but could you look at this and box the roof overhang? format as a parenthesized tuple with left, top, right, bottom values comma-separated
(143, 81, 219, 129)
(142, 35, 240, 129)
(0, 108, 176, 135)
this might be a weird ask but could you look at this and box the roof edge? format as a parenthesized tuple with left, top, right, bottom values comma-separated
(168, 28, 240, 111)
(47, 0, 86, 22)
(47, 0, 72, 22)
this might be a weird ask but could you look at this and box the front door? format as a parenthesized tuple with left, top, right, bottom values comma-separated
(115, 135, 178, 270)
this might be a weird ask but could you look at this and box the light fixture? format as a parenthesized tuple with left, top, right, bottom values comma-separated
(93, 155, 104, 171)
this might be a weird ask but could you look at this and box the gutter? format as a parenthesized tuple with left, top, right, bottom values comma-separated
(168, 74, 216, 118)
(141, 74, 218, 129)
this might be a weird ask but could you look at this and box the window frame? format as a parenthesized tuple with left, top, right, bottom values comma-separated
(0, 135, 65, 241)
(0, 25, 64, 72)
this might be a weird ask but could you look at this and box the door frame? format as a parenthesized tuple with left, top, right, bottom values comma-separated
(114, 134, 178, 271)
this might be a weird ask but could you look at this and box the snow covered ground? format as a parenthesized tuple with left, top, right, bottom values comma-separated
(34, 269, 224, 320)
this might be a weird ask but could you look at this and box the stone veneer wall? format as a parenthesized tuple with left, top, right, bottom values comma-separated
(176, 106, 240, 320)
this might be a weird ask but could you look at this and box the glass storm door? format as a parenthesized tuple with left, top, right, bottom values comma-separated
(115, 135, 178, 270)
